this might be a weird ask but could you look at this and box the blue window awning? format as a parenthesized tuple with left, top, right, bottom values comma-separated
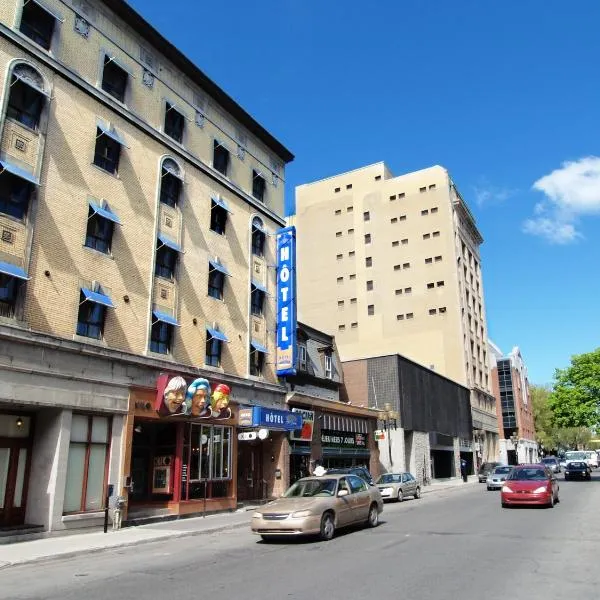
(96, 119, 128, 148)
(0, 261, 29, 280)
(0, 159, 39, 186)
(153, 310, 180, 327)
(81, 287, 114, 308)
(89, 201, 121, 225)
(209, 259, 231, 277)
(211, 196, 232, 214)
(207, 326, 229, 343)
(251, 280, 267, 294)
(251, 340, 268, 354)
(158, 233, 181, 253)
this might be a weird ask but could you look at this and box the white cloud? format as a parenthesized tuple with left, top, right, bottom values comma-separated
(524, 156, 600, 244)
(472, 179, 516, 206)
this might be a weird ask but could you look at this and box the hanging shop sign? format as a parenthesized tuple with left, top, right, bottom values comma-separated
(374, 430, 386, 441)
(237, 406, 302, 431)
(275, 226, 297, 376)
(321, 429, 368, 449)
(155, 374, 232, 419)
(289, 408, 315, 442)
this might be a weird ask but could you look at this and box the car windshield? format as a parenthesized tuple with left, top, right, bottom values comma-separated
(565, 451, 586, 461)
(507, 468, 548, 481)
(377, 474, 401, 484)
(493, 466, 512, 474)
(541, 458, 556, 464)
(283, 479, 337, 497)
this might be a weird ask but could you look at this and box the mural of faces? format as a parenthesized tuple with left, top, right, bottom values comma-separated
(163, 376, 187, 414)
(211, 383, 231, 418)
(185, 378, 211, 417)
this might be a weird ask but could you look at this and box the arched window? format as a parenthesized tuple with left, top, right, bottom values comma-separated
(160, 158, 183, 208)
(251, 217, 265, 257)
(6, 63, 47, 130)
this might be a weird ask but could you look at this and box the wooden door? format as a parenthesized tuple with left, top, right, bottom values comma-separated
(0, 440, 31, 526)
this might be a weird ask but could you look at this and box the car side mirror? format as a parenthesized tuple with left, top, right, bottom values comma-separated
(337, 489, 349, 497)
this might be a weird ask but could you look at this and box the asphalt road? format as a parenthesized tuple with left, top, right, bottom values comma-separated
(2, 472, 599, 600)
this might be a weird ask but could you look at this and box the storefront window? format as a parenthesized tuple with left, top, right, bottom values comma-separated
(63, 414, 111, 513)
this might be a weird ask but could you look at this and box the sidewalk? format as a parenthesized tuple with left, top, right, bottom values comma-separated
(0, 476, 477, 570)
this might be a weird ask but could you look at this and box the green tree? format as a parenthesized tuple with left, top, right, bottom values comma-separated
(549, 348, 600, 429)
(530, 384, 555, 449)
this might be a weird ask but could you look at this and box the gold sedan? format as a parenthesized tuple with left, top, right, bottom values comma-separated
(251, 473, 383, 541)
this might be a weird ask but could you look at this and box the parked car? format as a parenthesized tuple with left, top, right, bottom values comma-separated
(584, 451, 598, 469)
(541, 456, 561, 473)
(251, 474, 383, 541)
(376, 472, 421, 501)
(500, 464, 559, 508)
(486, 465, 512, 490)
(564, 461, 591, 481)
(325, 466, 374, 485)
(478, 462, 502, 483)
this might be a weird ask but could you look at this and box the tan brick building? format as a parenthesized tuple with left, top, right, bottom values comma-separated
(0, 0, 294, 533)
(292, 163, 499, 470)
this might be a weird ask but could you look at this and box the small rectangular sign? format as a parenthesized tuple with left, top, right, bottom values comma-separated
(276, 226, 297, 376)
(289, 408, 314, 442)
(238, 406, 303, 431)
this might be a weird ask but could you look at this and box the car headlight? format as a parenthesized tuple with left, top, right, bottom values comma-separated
(291, 510, 312, 518)
(252, 512, 263, 519)
(533, 486, 548, 494)
(501, 485, 512, 493)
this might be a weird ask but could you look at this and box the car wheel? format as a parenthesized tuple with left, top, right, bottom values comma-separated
(501, 502, 508, 508)
(319, 512, 335, 541)
(260, 535, 274, 543)
(487, 486, 491, 491)
(414, 486, 421, 499)
(397, 489, 404, 502)
(367, 503, 379, 528)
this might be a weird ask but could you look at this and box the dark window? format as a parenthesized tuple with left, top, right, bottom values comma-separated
(366, 280, 373, 291)
(208, 268, 225, 300)
(150, 320, 173, 354)
(155, 244, 178, 279)
(101, 56, 127, 102)
(250, 347, 265, 376)
(205, 337, 222, 367)
(252, 226, 265, 256)
(7, 78, 44, 129)
(19, 0, 55, 50)
(0, 274, 20, 318)
(252, 171, 266, 202)
(0, 172, 31, 220)
(76, 292, 106, 339)
(159, 171, 181, 207)
(85, 207, 114, 254)
(251, 287, 265, 316)
(164, 103, 185, 143)
(210, 202, 228, 235)
(93, 129, 120, 174)
(213, 141, 230, 176)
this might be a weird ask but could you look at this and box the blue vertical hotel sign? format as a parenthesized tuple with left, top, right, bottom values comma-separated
(276, 226, 297, 376)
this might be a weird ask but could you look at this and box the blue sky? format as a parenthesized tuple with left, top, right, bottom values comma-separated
(129, 0, 600, 384)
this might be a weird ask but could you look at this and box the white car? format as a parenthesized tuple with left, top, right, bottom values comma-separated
(585, 451, 598, 469)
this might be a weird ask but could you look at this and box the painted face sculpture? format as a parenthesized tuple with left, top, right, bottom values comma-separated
(184, 378, 211, 417)
(163, 376, 187, 414)
(211, 384, 231, 418)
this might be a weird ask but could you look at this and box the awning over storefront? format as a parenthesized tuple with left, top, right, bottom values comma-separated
(322, 413, 368, 434)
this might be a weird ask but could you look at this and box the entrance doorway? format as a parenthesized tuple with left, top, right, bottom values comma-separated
(237, 441, 264, 502)
(0, 415, 33, 527)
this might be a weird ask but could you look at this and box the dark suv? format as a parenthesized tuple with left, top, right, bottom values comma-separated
(325, 466, 374, 485)
(478, 462, 502, 483)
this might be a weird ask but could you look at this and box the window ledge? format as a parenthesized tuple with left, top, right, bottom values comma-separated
(206, 294, 226, 303)
(62, 511, 104, 523)
(4, 115, 40, 136)
(203, 363, 225, 373)
(90, 163, 120, 179)
(146, 349, 175, 361)
(82, 244, 114, 260)
(73, 334, 108, 347)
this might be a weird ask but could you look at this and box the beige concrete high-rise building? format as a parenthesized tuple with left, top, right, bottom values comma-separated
(293, 162, 498, 467)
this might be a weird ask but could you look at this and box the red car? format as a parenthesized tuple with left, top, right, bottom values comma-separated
(500, 464, 560, 508)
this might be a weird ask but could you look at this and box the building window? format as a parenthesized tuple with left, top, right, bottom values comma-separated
(433, 231, 440, 237)
(155, 244, 178, 279)
(252, 218, 265, 256)
(366, 280, 373, 291)
(250, 345, 265, 376)
(349, 274, 356, 280)
(395, 289, 402, 295)
(401, 239, 408, 245)
(350, 298, 357, 304)
(19, 0, 56, 50)
(250, 286, 265, 316)
(399, 215, 406, 221)
(336, 231, 342, 237)
(6, 74, 45, 130)
(324, 354, 333, 378)
(160, 161, 182, 207)
(394, 265, 400, 271)
(213, 140, 230, 176)
(336, 254, 343, 260)
(346, 184, 352, 190)
(337, 277, 343, 284)
(367, 304, 374, 316)
(425, 257, 433, 264)
(437, 280, 444, 287)
(205, 336, 222, 367)
(85, 207, 115, 254)
(399, 193, 405, 199)
(338, 300, 344, 308)
(392, 241, 399, 247)
(423, 233, 431, 240)
(0, 273, 23, 319)
(391, 218, 397, 224)
(101, 56, 128, 102)
(427, 282, 434, 289)
(364, 233, 371, 244)
(63, 415, 111, 513)
(348, 251, 355, 257)
(419, 187, 426, 193)
(335, 209, 341, 215)
(363, 211, 370, 221)
(365, 257, 372, 267)
(208, 268, 225, 300)
(397, 314, 404, 320)
(404, 287, 412, 294)
(0, 172, 32, 220)
(297, 344, 307, 370)
(403, 262, 410, 269)
(93, 128, 121, 174)
(406, 312, 414, 319)
(334, 187, 340, 193)
(164, 103, 185, 143)
(347, 206, 353, 213)
(439, 307, 447, 315)
(252, 171, 266, 202)
(429, 308, 437, 315)
(421, 209, 429, 216)
(348, 228, 354, 234)
(210, 200, 229, 235)
(431, 207, 438, 214)
(434, 255, 442, 262)
(429, 184, 436, 190)
(375, 175, 381, 181)
(350, 322, 358, 328)
(338, 324, 345, 331)
(150, 320, 173, 354)
(390, 195, 396, 201)
(76, 289, 110, 339)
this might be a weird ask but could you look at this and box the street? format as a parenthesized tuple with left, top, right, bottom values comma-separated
(1, 474, 599, 600)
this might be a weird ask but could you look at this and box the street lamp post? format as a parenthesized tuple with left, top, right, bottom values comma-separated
(379, 402, 399, 468)
(510, 432, 519, 465)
